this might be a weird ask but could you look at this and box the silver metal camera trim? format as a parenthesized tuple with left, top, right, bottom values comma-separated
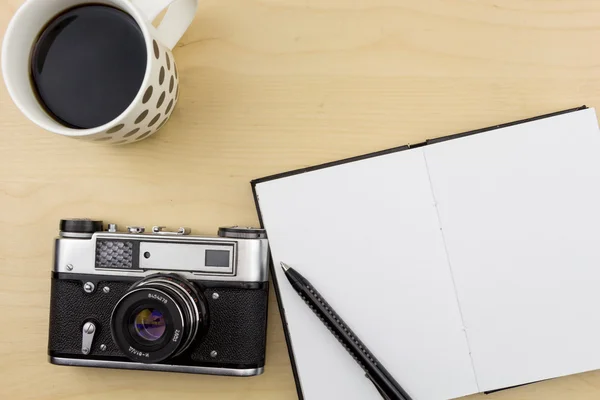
(54, 231, 269, 282)
(49, 357, 264, 377)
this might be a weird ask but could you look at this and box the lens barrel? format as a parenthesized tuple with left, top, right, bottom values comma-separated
(111, 274, 209, 363)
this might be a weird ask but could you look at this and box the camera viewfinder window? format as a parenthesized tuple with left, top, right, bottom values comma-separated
(205, 250, 230, 268)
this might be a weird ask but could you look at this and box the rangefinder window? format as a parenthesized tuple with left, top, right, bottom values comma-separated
(205, 250, 230, 268)
(138, 242, 235, 275)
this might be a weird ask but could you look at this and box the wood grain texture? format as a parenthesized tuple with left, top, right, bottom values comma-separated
(2, 0, 600, 399)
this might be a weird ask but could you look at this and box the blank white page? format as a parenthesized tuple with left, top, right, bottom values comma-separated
(424, 108, 600, 391)
(255, 150, 479, 400)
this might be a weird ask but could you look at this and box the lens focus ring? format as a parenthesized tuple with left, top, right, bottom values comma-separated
(132, 275, 202, 357)
(110, 274, 208, 363)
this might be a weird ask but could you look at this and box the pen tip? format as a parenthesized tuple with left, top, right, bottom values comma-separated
(280, 262, 290, 271)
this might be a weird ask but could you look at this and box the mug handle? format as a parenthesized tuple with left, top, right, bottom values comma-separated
(130, 0, 198, 50)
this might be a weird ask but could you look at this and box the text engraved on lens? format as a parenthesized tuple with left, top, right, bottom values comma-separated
(148, 293, 168, 304)
(129, 347, 149, 358)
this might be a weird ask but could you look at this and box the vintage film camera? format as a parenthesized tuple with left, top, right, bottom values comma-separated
(48, 219, 269, 376)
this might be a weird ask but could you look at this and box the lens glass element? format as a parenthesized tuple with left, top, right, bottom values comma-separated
(133, 308, 166, 341)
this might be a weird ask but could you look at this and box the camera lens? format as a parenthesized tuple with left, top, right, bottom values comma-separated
(133, 308, 166, 341)
(111, 274, 209, 363)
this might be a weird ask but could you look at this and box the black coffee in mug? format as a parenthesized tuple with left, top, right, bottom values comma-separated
(30, 5, 147, 129)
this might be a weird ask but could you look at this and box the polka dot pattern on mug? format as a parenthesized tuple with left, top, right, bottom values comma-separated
(142, 86, 153, 104)
(137, 131, 152, 141)
(124, 128, 140, 138)
(153, 41, 160, 59)
(93, 45, 179, 145)
(159, 67, 165, 85)
(106, 124, 124, 134)
(157, 92, 166, 108)
(148, 114, 161, 127)
(135, 110, 149, 124)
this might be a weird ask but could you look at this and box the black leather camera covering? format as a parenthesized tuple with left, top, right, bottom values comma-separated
(48, 277, 268, 369)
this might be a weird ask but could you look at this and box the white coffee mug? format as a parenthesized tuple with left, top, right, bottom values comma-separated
(2, 0, 197, 144)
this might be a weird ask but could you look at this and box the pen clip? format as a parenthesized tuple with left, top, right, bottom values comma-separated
(365, 372, 392, 400)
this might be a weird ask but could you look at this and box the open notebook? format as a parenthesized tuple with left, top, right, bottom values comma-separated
(252, 106, 600, 400)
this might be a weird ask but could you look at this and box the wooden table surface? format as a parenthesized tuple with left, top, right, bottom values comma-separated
(2, 0, 600, 399)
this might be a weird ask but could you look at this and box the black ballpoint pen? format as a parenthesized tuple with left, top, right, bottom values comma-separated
(280, 262, 413, 400)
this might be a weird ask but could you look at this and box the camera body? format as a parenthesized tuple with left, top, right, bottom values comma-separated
(48, 219, 270, 376)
